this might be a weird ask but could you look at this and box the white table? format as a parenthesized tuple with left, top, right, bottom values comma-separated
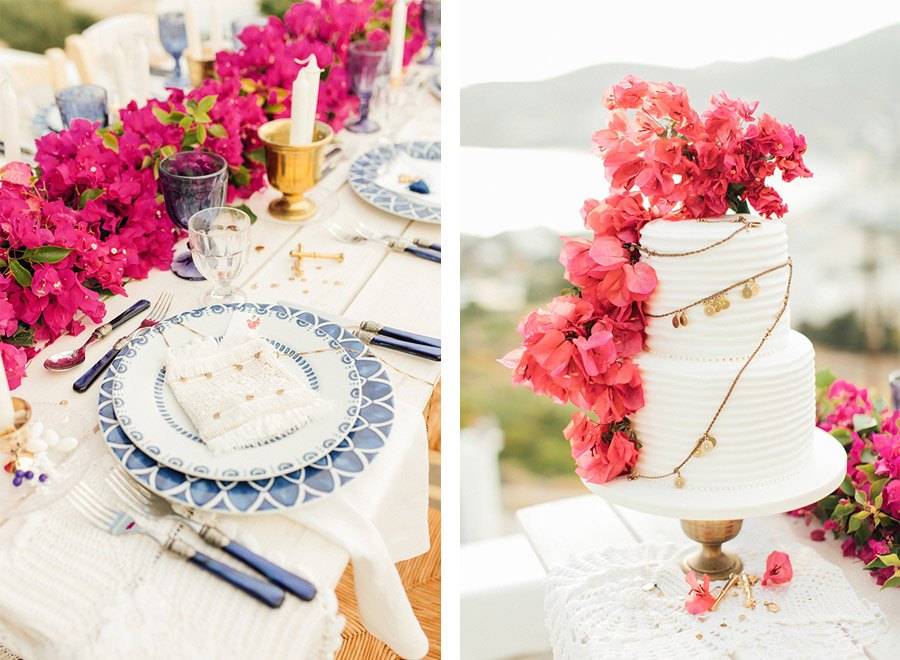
(0, 69, 440, 657)
(518, 494, 900, 659)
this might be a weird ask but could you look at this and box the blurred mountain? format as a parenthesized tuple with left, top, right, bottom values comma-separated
(461, 24, 900, 168)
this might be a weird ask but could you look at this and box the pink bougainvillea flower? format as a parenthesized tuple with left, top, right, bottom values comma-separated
(564, 412, 639, 483)
(684, 570, 716, 615)
(810, 529, 826, 542)
(761, 551, 793, 586)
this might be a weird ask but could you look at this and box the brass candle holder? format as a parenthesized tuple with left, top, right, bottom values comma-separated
(258, 119, 335, 222)
(186, 47, 216, 87)
(679, 519, 744, 581)
(1, 397, 32, 458)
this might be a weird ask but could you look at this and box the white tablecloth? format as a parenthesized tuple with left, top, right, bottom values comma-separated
(0, 403, 428, 659)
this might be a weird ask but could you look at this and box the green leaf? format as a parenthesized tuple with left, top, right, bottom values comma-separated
(853, 413, 879, 434)
(231, 165, 250, 187)
(152, 106, 173, 125)
(871, 478, 889, 501)
(264, 103, 285, 115)
(233, 203, 257, 224)
(239, 78, 258, 94)
(839, 474, 855, 496)
(159, 145, 177, 159)
(22, 246, 73, 263)
(848, 510, 869, 533)
(1, 326, 35, 347)
(179, 114, 195, 130)
(8, 258, 32, 287)
(854, 488, 868, 506)
(246, 147, 266, 164)
(855, 521, 872, 544)
(815, 368, 836, 392)
(857, 463, 876, 479)
(877, 553, 900, 567)
(882, 572, 900, 589)
(194, 111, 211, 124)
(197, 95, 216, 114)
(208, 123, 228, 138)
(830, 428, 853, 446)
(140, 155, 154, 169)
(832, 502, 856, 521)
(100, 131, 119, 152)
(196, 123, 207, 144)
(182, 131, 199, 148)
(77, 188, 104, 209)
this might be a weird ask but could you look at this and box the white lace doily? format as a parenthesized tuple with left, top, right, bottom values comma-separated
(546, 539, 889, 659)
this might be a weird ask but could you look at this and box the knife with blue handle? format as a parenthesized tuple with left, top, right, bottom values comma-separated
(403, 245, 441, 263)
(359, 321, 441, 348)
(356, 330, 441, 361)
(412, 238, 441, 252)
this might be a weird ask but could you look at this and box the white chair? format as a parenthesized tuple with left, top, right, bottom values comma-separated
(0, 48, 50, 115)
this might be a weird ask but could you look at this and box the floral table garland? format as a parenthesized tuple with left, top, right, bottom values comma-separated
(502, 75, 811, 484)
(0, 0, 424, 389)
(791, 371, 900, 588)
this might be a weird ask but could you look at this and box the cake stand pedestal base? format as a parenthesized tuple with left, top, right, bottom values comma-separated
(679, 519, 743, 580)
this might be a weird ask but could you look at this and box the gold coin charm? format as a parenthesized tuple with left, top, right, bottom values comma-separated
(704, 303, 716, 316)
(764, 601, 780, 613)
(700, 438, 714, 455)
(720, 296, 730, 309)
(742, 283, 753, 299)
(750, 279, 760, 295)
(672, 315, 680, 328)
(679, 312, 688, 326)
(674, 473, 686, 489)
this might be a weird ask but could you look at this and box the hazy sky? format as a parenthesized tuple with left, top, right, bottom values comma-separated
(461, 2, 900, 87)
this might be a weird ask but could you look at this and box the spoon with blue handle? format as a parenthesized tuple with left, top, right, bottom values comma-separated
(43, 299, 150, 371)
(356, 330, 441, 361)
(359, 321, 440, 348)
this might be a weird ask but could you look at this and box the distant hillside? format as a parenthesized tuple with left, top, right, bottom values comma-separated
(461, 24, 900, 167)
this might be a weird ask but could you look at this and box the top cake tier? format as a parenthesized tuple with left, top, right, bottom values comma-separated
(641, 215, 791, 360)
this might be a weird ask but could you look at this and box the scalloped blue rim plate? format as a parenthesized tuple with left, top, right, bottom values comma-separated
(97, 304, 395, 514)
(111, 303, 362, 481)
(349, 140, 441, 224)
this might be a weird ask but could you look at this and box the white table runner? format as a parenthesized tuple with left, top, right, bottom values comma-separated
(0, 403, 428, 659)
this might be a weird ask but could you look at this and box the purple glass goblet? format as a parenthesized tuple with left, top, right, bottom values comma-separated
(345, 41, 388, 134)
(55, 85, 108, 129)
(420, 0, 441, 66)
(158, 151, 228, 281)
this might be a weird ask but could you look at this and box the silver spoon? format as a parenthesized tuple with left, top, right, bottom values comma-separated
(43, 299, 150, 371)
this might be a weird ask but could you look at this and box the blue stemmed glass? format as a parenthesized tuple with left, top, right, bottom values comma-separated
(158, 151, 228, 281)
(55, 85, 108, 128)
(158, 11, 189, 87)
(420, 0, 441, 66)
(345, 41, 388, 134)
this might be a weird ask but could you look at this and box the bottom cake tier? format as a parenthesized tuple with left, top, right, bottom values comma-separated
(631, 330, 816, 490)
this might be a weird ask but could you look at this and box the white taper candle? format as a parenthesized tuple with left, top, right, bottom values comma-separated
(210, 1, 224, 50)
(45, 48, 69, 93)
(184, 0, 203, 59)
(1, 82, 21, 162)
(302, 54, 320, 142)
(289, 73, 310, 146)
(112, 45, 130, 108)
(135, 41, 150, 103)
(389, 0, 407, 86)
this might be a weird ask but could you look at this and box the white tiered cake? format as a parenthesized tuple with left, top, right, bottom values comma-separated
(584, 215, 846, 519)
(632, 216, 814, 490)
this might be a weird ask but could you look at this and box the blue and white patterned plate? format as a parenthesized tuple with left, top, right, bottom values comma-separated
(98, 305, 395, 514)
(111, 303, 363, 481)
(349, 141, 441, 224)
(32, 104, 63, 137)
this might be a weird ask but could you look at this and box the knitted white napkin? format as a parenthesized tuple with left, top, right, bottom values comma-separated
(164, 312, 330, 455)
(374, 151, 441, 207)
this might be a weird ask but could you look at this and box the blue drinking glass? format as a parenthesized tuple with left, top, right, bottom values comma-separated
(158, 151, 228, 281)
(158, 11, 189, 87)
(55, 85, 108, 128)
(345, 41, 388, 134)
(420, 0, 441, 66)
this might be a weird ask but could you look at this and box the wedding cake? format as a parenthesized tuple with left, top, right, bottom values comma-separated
(629, 215, 815, 491)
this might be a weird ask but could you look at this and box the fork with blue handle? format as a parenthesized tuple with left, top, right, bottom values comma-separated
(107, 469, 316, 601)
(356, 321, 441, 361)
(70, 482, 286, 608)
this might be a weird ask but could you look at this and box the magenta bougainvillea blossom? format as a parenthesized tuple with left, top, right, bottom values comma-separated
(503, 76, 812, 484)
(217, 0, 425, 131)
(2, 2, 425, 389)
(791, 373, 900, 588)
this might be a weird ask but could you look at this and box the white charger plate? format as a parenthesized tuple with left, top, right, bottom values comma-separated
(110, 303, 362, 480)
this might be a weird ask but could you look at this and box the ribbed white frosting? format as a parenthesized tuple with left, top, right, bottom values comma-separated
(641, 216, 791, 359)
(632, 331, 816, 489)
(632, 216, 816, 490)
